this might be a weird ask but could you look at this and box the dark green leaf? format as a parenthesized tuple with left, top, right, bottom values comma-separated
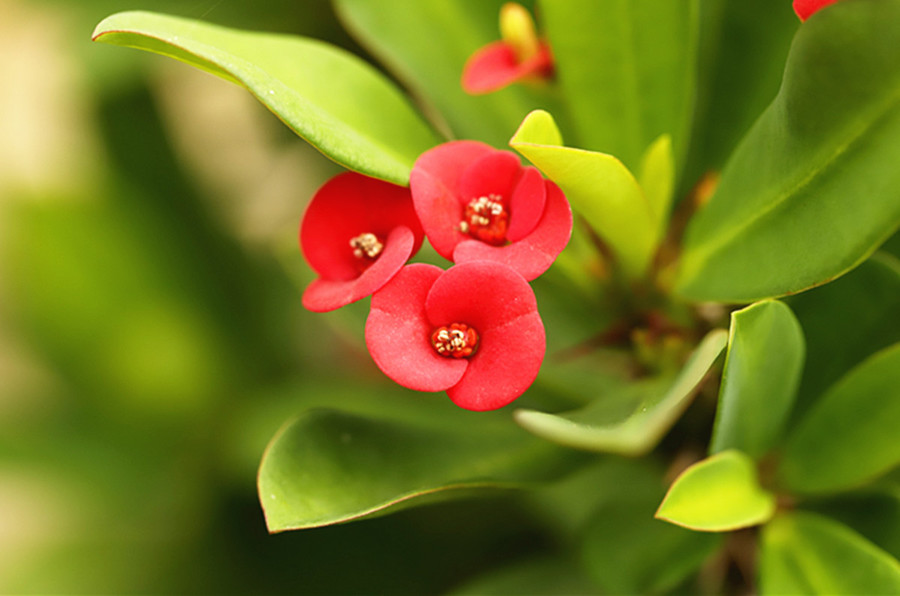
(710, 301, 805, 458)
(449, 556, 597, 596)
(676, 0, 900, 301)
(539, 0, 698, 170)
(777, 343, 900, 494)
(92, 11, 439, 184)
(514, 330, 726, 454)
(787, 253, 900, 424)
(258, 408, 583, 532)
(760, 511, 900, 595)
(335, 0, 559, 149)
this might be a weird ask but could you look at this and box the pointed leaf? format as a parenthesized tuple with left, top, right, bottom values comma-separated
(656, 450, 776, 532)
(335, 0, 560, 149)
(639, 134, 676, 240)
(514, 330, 726, 455)
(258, 408, 583, 532)
(760, 511, 900, 595)
(92, 11, 439, 185)
(710, 301, 805, 458)
(778, 343, 900, 494)
(677, 0, 900, 301)
(511, 110, 657, 277)
(540, 0, 699, 170)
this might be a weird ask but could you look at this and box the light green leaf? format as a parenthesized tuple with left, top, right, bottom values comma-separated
(510, 110, 657, 277)
(656, 450, 776, 532)
(677, 0, 900, 301)
(539, 0, 699, 170)
(92, 11, 439, 185)
(258, 408, 582, 532)
(760, 511, 900, 595)
(787, 252, 900, 423)
(335, 0, 560, 149)
(710, 301, 805, 458)
(778, 343, 900, 494)
(639, 134, 676, 241)
(514, 329, 726, 455)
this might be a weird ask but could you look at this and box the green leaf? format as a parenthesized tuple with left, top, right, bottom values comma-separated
(760, 511, 900, 595)
(656, 450, 776, 532)
(787, 252, 900, 423)
(639, 134, 676, 241)
(676, 0, 900, 301)
(335, 0, 560, 150)
(449, 556, 596, 596)
(258, 408, 583, 532)
(710, 301, 805, 458)
(684, 0, 798, 186)
(803, 484, 900, 560)
(510, 110, 657, 277)
(514, 329, 726, 455)
(582, 470, 721, 593)
(539, 0, 699, 170)
(92, 11, 439, 185)
(777, 343, 900, 495)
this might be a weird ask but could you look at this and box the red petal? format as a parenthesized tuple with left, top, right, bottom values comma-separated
(425, 261, 539, 334)
(507, 166, 546, 241)
(793, 0, 841, 20)
(447, 312, 545, 411)
(458, 151, 521, 206)
(300, 172, 423, 281)
(366, 264, 468, 391)
(453, 181, 572, 280)
(410, 141, 495, 259)
(303, 226, 416, 312)
(423, 261, 544, 411)
(462, 41, 554, 95)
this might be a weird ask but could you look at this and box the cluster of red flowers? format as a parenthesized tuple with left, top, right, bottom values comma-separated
(299, 143, 572, 411)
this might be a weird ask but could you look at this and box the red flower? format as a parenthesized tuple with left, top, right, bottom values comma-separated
(365, 262, 545, 411)
(793, 0, 841, 21)
(300, 172, 424, 312)
(461, 2, 553, 94)
(410, 141, 572, 281)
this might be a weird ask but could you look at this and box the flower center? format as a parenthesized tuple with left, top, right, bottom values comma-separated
(431, 323, 479, 359)
(459, 194, 509, 245)
(350, 232, 384, 260)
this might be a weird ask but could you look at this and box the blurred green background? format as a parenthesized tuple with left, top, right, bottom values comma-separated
(0, 1, 564, 592)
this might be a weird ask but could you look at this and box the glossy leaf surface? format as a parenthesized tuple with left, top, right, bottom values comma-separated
(778, 343, 900, 494)
(656, 450, 776, 532)
(760, 511, 900, 595)
(677, 0, 900, 301)
(540, 0, 698, 169)
(335, 0, 557, 149)
(710, 301, 805, 458)
(259, 408, 580, 532)
(93, 11, 439, 184)
(514, 330, 726, 454)
(510, 110, 657, 277)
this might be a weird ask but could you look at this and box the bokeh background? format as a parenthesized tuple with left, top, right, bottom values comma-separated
(0, 1, 563, 592)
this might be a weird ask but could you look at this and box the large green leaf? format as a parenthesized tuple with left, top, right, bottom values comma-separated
(656, 450, 776, 532)
(710, 301, 805, 458)
(514, 330, 726, 455)
(92, 11, 440, 184)
(510, 110, 658, 277)
(676, 0, 900, 302)
(787, 252, 900, 423)
(259, 408, 583, 532)
(760, 511, 900, 595)
(777, 343, 900, 495)
(539, 0, 699, 170)
(335, 0, 559, 149)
